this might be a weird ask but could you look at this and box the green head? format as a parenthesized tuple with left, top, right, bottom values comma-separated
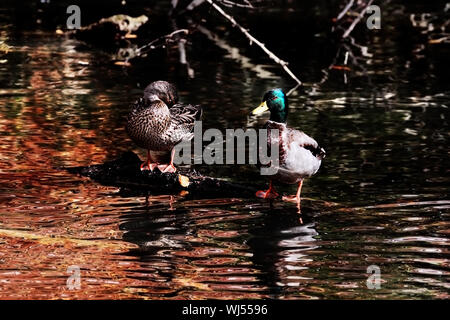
(252, 88, 289, 123)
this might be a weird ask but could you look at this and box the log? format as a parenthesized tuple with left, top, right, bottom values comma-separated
(67, 14, 149, 44)
(67, 151, 258, 199)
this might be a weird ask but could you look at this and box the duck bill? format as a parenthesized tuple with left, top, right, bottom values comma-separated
(252, 101, 269, 115)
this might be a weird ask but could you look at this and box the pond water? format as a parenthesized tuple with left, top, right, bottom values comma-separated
(0, 1, 448, 299)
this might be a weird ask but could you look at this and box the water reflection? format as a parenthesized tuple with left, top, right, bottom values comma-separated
(0, 2, 449, 299)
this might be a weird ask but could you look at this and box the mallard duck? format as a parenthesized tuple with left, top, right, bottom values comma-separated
(126, 81, 202, 173)
(251, 88, 325, 211)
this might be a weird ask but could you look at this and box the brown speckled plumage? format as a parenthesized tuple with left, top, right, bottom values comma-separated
(126, 81, 202, 163)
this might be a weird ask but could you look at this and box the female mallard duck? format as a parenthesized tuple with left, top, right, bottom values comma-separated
(126, 81, 202, 173)
(252, 88, 325, 211)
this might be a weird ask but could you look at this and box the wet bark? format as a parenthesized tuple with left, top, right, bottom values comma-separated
(67, 151, 258, 198)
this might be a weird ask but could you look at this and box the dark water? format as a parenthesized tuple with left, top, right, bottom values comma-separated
(0, 1, 449, 299)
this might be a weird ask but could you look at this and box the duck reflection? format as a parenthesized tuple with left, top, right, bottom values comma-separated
(118, 193, 320, 299)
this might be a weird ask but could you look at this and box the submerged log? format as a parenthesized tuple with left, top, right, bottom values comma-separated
(67, 151, 258, 198)
(69, 14, 148, 39)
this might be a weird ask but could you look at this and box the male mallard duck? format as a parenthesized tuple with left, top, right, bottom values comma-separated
(126, 81, 202, 173)
(252, 88, 325, 211)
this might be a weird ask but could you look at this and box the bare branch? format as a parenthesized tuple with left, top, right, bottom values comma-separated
(204, 0, 302, 86)
(186, 0, 206, 11)
(336, 0, 354, 21)
(342, 0, 374, 38)
(136, 29, 189, 56)
(218, 0, 254, 9)
(286, 83, 301, 97)
(170, 18, 195, 79)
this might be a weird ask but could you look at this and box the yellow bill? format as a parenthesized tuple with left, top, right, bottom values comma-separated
(251, 101, 269, 115)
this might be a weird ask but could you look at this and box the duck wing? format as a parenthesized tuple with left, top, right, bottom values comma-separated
(168, 103, 202, 141)
(170, 104, 202, 126)
(287, 128, 326, 160)
(273, 126, 325, 180)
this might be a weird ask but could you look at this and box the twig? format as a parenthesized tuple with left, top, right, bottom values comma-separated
(170, 1, 195, 78)
(204, 0, 302, 86)
(342, 0, 374, 38)
(136, 29, 189, 56)
(170, 18, 195, 78)
(177, 38, 194, 78)
(342, 42, 372, 86)
(336, 0, 354, 21)
(286, 83, 301, 97)
(186, 0, 206, 11)
(218, 0, 254, 9)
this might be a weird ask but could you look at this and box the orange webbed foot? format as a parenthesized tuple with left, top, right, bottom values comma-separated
(162, 164, 177, 173)
(140, 161, 158, 171)
(157, 164, 177, 173)
(256, 181, 279, 199)
(141, 150, 158, 171)
(256, 189, 279, 199)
